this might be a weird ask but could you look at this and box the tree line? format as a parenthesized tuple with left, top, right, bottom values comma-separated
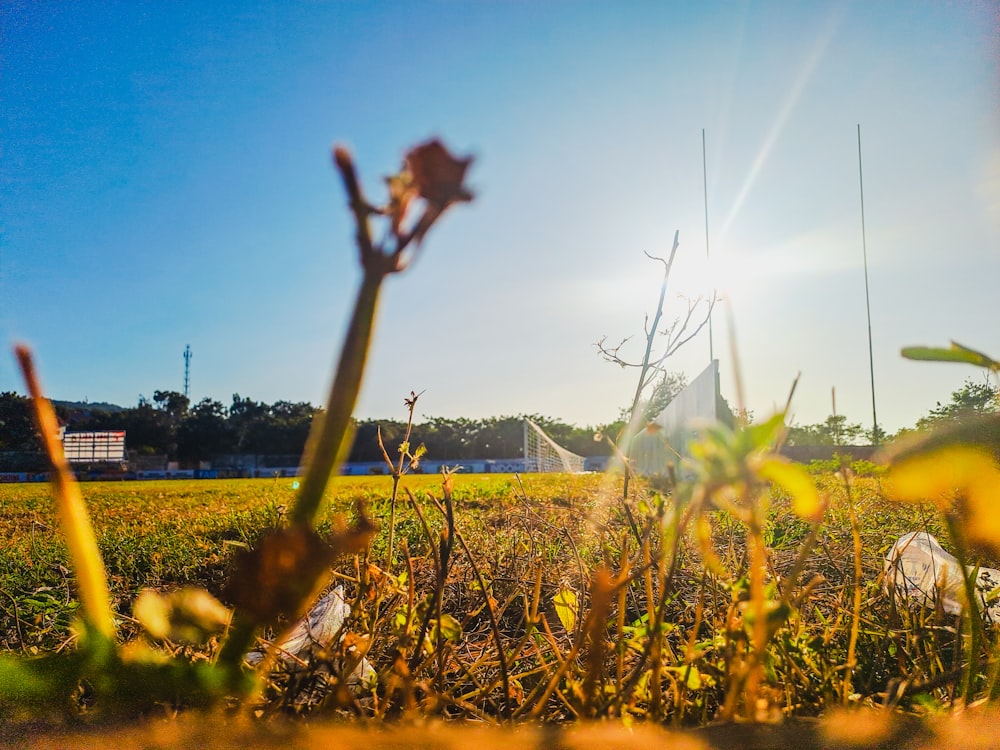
(1, 377, 995, 470)
(782, 377, 998, 447)
(0, 390, 614, 469)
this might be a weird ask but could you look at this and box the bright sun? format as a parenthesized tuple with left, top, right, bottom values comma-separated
(674, 244, 757, 308)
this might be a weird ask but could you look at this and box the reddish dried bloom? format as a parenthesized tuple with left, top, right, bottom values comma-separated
(405, 139, 473, 207)
(225, 525, 334, 623)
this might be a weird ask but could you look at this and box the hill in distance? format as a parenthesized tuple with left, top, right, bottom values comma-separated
(52, 400, 127, 413)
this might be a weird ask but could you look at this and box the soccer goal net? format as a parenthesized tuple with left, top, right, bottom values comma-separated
(523, 419, 586, 473)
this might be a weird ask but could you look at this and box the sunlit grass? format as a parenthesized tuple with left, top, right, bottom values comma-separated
(0, 471, 970, 708)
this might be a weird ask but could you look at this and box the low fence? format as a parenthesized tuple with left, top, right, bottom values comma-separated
(4, 449, 864, 483)
(779, 445, 878, 463)
(0, 472, 48, 483)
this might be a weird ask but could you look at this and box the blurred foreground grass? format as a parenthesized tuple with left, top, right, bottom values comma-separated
(1, 470, 976, 725)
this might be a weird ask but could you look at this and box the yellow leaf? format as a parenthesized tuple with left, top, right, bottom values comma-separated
(886, 446, 997, 508)
(967, 468, 1000, 551)
(134, 587, 230, 644)
(887, 446, 1000, 553)
(553, 588, 578, 632)
(758, 457, 824, 521)
(683, 666, 702, 690)
(133, 589, 170, 641)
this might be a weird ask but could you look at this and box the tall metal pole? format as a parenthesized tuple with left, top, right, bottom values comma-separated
(702, 128, 714, 364)
(857, 125, 878, 444)
(831, 387, 840, 446)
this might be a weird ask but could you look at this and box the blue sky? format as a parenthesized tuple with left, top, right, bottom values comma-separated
(2, 1, 998, 433)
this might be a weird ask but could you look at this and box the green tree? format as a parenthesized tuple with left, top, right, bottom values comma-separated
(865, 423, 888, 445)
(786, 414, 865, 447)
(632, 371, 687, 424)
(0, 392, 39, 452)
(917, 377, 998, 427)
(152, 390, 190, 419)
(148, 390, 189, 457)
(228, 394, 270, 453)
(177, 399, 235, 464)
(118, 402, 173, 456)
(264, 401, 317, 455)
(468, 416, 526, 458)
(349, 418, 407, 463)
(902, 377, 1000, 457)
(418, 417, 477, 459)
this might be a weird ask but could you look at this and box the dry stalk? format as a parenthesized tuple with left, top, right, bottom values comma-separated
(14, 346, 116, 641)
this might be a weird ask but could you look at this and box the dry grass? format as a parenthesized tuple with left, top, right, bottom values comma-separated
(4, 469, 992, 733)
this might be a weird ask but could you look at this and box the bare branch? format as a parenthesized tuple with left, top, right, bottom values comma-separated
(643, 250, 669, 269)
(596, 228, 718, 502)
(595, 336, 643, 369)
(664, 294, 717, 359)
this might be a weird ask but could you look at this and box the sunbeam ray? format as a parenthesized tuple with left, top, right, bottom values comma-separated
(718, 11, 843, 241)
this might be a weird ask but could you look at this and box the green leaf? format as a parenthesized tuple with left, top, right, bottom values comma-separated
(683, 666, 702, 690)
(553, 588, 578, 632)
(747, 412, 789, 450)
(436, 613, 463, 642)
(902, 342, 999, 371)
(0, 651, 84, 707)
(757, 457, 824, 521)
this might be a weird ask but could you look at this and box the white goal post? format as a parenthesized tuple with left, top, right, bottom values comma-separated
(652, 359, 721, 450)
(523, 419, 586, 473)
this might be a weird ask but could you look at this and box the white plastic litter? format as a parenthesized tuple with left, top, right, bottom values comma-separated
(245, 585, 375, 688)
(884, 531, 1000, 622)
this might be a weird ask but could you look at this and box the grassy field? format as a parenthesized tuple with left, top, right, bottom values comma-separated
(4, 467, 984, 732)
(0, 474, 606, 651)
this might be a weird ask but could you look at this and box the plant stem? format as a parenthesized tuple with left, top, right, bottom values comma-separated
(220, 266, 385, 667)
(843, 474, 863, 703)
(621, 231, 679, 501)
(946, 513, 985, 702)
(452, 511, 513, 720)
(216, 615, 259, 672)
(15, 346, 116, 641)
(381, 392, 420, 573)
(291, 269, 384, 527)
(745, 515, 768, 719)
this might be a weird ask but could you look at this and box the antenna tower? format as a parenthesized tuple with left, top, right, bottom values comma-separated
(183, 345, 192, 398)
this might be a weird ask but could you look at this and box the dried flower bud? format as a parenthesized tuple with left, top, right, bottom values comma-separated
(333, 145, 353, 171)
(404, 139, 473, 208)
(225, 525, 336, 624)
